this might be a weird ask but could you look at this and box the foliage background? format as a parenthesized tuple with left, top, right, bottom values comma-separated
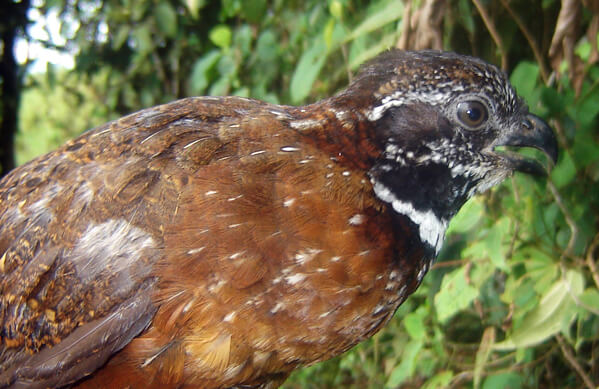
(3, 0, 599, 388)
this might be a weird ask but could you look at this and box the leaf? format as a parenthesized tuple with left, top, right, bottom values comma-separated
(329, 0, 343, 20)
(422, 371, 454, 389)
(434, 266, 479, 323)
(348, 33, 397, 69)
(494, 270, 584, 350)
(404, 311, 426, 340)
(510, 62, 540, 106)
(385, 339, 423, 388)
(447, 197, 484, 234)
(550, 150, 576, 189)
(132, 24, 153, 55)
(290, 40, 328, 103)
(579, 287, 599, 313)
(485, 218, 510, 270)
(458, 0, 475, 34)
(324, 18, 336, 49)
(155, 2, 177, 38)
(112, 26, 130, 50)
(190, 51, 221, 95)
(185, 0, 205, 19)
(345, 1, 404, 42)
(482, 373, 523, 389)
(210, 25, 232, 49)
(240, 0, 266, 23)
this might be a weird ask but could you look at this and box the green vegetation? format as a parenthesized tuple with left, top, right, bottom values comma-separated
(16, 0, 599, 387)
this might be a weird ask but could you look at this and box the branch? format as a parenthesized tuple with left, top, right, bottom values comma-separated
(548, 181, 578, 260)
(499, 0, 550, 83)
(586, 232, 599, 289)
(472, 0, 508, 70)
(556, 334, 596, 389)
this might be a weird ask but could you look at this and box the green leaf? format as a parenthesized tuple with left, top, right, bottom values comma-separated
(575, 87, 599, 127)
(132, 24, 153, 54)
(112, 26, 130, 50)
(210, 25, 232, 49)
(448, 197, 484, 234)
(345, 1, 403, 42)
(240, 0, 266, 23)
(185, 0, 205, 19)
(485, 218, 510, 270)
(510, 62, 540, 106)
(434, 267, 479, 323)
(348, 33, 397, 69)
(572, 128, 599, 167)
(422, 371, 454, 389)
(385, 339, 423, 388)
(494, 270, 584, 350)
(579, 287, 599, 313)
(404, 311, 426, 340)
(290, 41, 328, 103)
(329, 0, 343, 20)
(482, 373, 523, 389)
(458, 0, 475, 34)
(190, 51, 221, 95)
(155, 2, 177, 38)
(324, 18, 336, 48)
(550, 150, 576, 189)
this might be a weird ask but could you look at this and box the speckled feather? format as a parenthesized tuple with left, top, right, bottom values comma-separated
(0, 50, 556, 389)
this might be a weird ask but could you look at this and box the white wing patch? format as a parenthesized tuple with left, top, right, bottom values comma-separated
(71, 219, 155, 284)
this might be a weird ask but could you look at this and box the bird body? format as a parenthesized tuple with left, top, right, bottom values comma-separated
(0, 50, 557, 388)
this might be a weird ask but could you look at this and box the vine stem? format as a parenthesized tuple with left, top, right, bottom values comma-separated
(472, 0, 508, 70)
(499, 0, 550, 83)
(586, 233, 599, 289)
(556, 334, 596, 389)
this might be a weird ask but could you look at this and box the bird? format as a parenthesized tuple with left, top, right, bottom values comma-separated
(0, 49, 557, 389)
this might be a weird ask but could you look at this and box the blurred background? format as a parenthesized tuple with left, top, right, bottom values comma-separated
(1, 0, 598, 387)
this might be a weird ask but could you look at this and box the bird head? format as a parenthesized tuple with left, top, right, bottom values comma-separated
(341, 50, 558, 255)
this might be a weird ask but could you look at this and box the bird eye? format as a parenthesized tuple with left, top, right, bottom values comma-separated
(457, 100, 488, 129)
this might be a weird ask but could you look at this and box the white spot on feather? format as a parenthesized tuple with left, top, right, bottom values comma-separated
(183, 139, 202, 149)
(348, 214, 365, 225)
(285, 273, 306, 285)
(188, 247, 205, 255)
(270, 302, 285, 314)
(294, 248, 322, 265)
(223, 311, 236, 322)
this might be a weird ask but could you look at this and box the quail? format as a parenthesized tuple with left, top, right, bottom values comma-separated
(0, 49, 557, 388)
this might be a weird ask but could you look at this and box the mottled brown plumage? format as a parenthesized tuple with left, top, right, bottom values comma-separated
(0, 50, 557, 388)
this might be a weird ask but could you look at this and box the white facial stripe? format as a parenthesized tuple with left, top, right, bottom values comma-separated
(371, 180, 447, 254)
(367, 89, 449, 121)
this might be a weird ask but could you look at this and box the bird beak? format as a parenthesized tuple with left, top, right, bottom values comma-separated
(492, 113, 559, 176)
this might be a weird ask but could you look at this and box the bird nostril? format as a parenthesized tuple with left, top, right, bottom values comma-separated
(523, 119, 533, 130)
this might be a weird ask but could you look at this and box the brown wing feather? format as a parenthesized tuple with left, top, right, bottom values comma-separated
(0, 97, 246, 388)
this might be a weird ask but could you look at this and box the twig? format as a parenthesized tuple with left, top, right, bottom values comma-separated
(556, 334, 596, 389)
(548, 181, 578, 260)
(499, 0, 550, 83)
(507, 178, 521, 259)
(472, 0, 508, 70)
(586, 232, 599, 289)
(432, 258, 469, 269)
